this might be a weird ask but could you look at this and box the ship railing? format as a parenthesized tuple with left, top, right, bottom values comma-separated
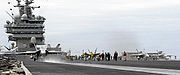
(4, 24, 44, 28)
(11, 29, 44, 32)
(6, 29, 45, 33)
(11, 34, 44, 38)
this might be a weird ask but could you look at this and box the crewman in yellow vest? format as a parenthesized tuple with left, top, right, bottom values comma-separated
(90, 52, 94, 60)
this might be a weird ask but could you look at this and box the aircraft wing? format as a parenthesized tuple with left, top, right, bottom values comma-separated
(0, 51, 18, 55)
(93, 53, 100, 57)
(18, 51, 38, 55)
(130, 54, 145, 57)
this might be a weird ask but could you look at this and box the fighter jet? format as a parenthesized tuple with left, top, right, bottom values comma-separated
(45, 44, 63, 54)
(88, 48, 100, 57)
(0, 46, 17, 55)
(0, 45, 40, 55)
(81, 48, 100, 60)
(126, 49, 149, 60)
(147, 50, 168, 60)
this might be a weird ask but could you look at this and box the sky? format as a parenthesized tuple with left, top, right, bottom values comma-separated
(0, 0, 180, 59)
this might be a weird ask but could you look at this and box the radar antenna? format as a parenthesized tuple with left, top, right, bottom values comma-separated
(14, 0, 40, 19)
(5, 11, 14, 20)
(16, 0, 21, 6)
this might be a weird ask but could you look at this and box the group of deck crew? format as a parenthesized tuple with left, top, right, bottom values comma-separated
(66, 51, 127, 61)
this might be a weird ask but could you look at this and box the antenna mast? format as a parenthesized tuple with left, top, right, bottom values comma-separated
(5, 11, 14, 20)
(14, 0, 40, 19)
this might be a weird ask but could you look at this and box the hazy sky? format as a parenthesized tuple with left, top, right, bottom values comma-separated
(0, 0, 180, 58)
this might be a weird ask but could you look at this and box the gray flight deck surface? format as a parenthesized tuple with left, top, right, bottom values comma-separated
(68, 60, 180, 70)
(17, 56, 166, 75)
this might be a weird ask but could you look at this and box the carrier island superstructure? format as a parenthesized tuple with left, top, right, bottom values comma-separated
(4, 0, 45, 52)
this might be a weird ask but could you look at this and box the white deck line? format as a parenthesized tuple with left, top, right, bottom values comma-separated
(46, 61, 180, 75)
(21, 61, 32, 75)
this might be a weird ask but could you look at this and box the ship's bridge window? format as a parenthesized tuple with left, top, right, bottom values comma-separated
(7, 28, 12, 30)
(39, 21, 44, 24)
(26, 20, 44, 24)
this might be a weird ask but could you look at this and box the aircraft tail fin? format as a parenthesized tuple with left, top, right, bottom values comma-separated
(88, 49, 91, 53)
(4, 46, 10, 51)
(136, 49, 139, 52)
(56, 44, 60, 48)
(47, 44, 51, 48)
(95, 48, 97, 53)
